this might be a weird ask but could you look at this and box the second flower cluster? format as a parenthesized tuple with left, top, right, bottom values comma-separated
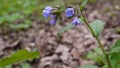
(43, 6, 80, 26)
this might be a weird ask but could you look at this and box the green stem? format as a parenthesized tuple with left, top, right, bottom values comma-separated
(80, 10, 112, 68)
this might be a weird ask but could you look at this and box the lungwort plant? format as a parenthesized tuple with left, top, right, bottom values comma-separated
(43, 0, 120, 68)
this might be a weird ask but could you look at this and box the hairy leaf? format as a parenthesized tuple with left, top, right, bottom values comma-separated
(80, 0, 88, 10)
(109, 39, 120, 54)
(21, 63, 31, 68)
(109, 39, 120, 68)
(0, 49, 39, 67)
(90, 20, 105, 37)
(87, 47, 105, 64)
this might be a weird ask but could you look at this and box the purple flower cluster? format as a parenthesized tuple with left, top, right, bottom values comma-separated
(65, 7, 80, 26)
(43, 6, 80, 26)
(50, 15, 57, 25)
(43, 6, 57, 25)
(43, 6, 53, 18)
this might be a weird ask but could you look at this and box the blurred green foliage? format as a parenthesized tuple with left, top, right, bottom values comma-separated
(87, 39, 120, 68)
(0, 0, 96, 30)
(0, 0, 64, 30)
(0, 0, 98, 30)
(87, 47, 105, 65)
(0, 0, 38, 30)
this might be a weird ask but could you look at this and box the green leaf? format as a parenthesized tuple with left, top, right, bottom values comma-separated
(23, 9, 33, 15)
(0, 49, 39, 67)
(87, 47, 105, 64)
(117, 64, 120, 68)
(109, 39, 120, 54)
(10, 49, 29, 57)
(9, 20, 31, 30)
(114, 39, 120, 47)
(102, 65, 108, 68)
(110, 47, 120, 54)
(110, 53, 120, 68)
(90, 20, 105, 37)
(80, 64, 98, 68)
(109, 39, 120, 68)
(57, 24, 75, 36)
(94, 47, 103, 54)
(6, 13, 21, 22)
(5, 64, 12, 68)
(80, 0, 88, 10)
(21, 63, 31, 68)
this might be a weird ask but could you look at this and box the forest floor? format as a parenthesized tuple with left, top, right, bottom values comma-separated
(0, 1, 120, 68)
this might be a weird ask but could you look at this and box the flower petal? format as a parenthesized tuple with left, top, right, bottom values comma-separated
(72, 17, 80, 25)
(50, 19, 56, 25)
(65, 8, 74, 17)
(45, 6, 53, 11)
(43, 10, 51, 18)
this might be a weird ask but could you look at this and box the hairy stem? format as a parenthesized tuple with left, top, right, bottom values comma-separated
(80, 10, 112, 68)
